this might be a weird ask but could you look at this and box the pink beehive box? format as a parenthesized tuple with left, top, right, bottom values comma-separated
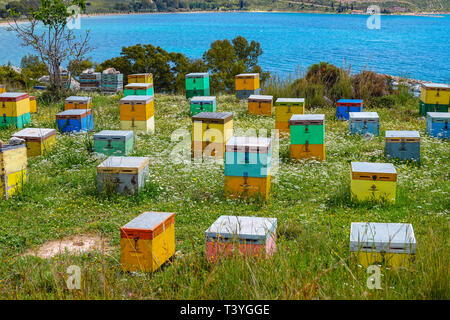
(205, 215, 277, 262)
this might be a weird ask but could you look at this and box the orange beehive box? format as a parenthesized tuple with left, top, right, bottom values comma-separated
(235, 73, 260, 91)
(248, 95, 273, 116)
(290, 143, 325, 161)
(191, 141, 225, 159)
(224, 174, 271, 200)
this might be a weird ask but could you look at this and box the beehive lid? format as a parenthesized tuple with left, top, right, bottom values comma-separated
(205, 216, 277, 241)
(421, 83, 450, 90)
(385, 130, 420, 138)
(191, 96, 216, 103)
(248, 95, 273, 102)
(0, 92, 29, 101)
(192, 112, 233, 123)
(12, 128, 56, 141)
(427, 112, 450, 120)
(65, 96, 92, 103)
(120, 95, 153, 104)
(186, 72, 209, 78)
(337, 99, 363, 104)
(94, 130, 134, 140)
(97, 156, 149, 174)
(288, 114, 324, 125)
(125, 83, 153, 89)
(236, 73, 259, 78)
(225, 136, 272, 153)
(276, 98, 305, 104)
(121, 212, 175, 240)
(349, 112, 379, 120)
(350, 222, 416, 253)
(56, 109, 91, 117)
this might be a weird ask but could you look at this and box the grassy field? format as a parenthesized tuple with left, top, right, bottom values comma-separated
(0, 92, 448, 299)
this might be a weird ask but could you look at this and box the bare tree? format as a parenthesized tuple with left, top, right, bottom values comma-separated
(7, 0, 92, 91)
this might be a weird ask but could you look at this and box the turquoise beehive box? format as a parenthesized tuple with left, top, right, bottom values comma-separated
(349, 112, 379, 136)
(426, 112, 449, 139)
(385, 130, 420, 162)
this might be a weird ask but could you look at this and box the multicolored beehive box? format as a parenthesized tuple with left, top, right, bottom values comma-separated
(192, 112, 233, 159)
(94, 130, 134, 156)
(79, 72, 101, 91)
(224, 137, 271, 200)
(248, 95, 273, 116)
(205, 215, 277, 262)
(56, 109, 94, 133)
(101, 72, 123, 93)
(190, 96, 216, 116)
(275, 98, 305, 133)
(119, 95, 154, 133)
(350, 162, 397, 203)
(419, 83, 449, 116)
(350, 222, 416, 268)
(0, 85, 5, 94)
(426, 112, 449, 139)
(289, 114, 325, 161)
(0, 142, 27, 199)
(124, 83, 154, 97)
(120, 211, 175, 272)
(235, 73, 260, 100)
(97, 156, 149, 194)
(128, 73, 153, 84)
(336, 99, 363, 120)
(29, 96, 37, 113)
(12, 128, 56, 157)
(0, 92, 31, 129)
(385, 130, 420, 162)
(64, 96, 92, 110)
(349, 112, 379, 136)
(186, 73, 210, 99)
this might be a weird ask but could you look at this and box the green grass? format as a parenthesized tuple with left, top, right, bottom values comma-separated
(0, 92, 448, 299)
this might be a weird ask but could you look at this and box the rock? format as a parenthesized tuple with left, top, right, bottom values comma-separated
(8, 137, 26, 145)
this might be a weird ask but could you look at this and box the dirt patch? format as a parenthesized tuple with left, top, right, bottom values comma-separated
(23, 234, 112, 259)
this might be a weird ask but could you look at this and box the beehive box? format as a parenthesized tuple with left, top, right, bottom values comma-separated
(124, 83, 154, 97)
(186, 73, 210, 99)
(119, 95, 154, 121)
(64, 96, 92, 110)
(0, 85, 5, 94)
(426, 112, 449, 139)
(79, 72, 101, 90)
(29, 96, 37, 113)
(235, 73, 260, 91)
(192, 112, 233, 159)
(0, 92, 31, 129)
(350, 222, 416, 268)
(275, 98, 305, 132)
(120, 211, 175, 272)
(128, 73, 153, 84)
(351, 162, 397, 203)
(225, 137, 271, 178)
(419, 83, 450, 116)
(94, 130, 134, 156)
(190, 96, 216, 116)
(224, 174, 271, 200)
(12, 128, 56, 157)
(205, 215, 277, 262)
(56, 109, 94, 133)
(101, 73, 123, 92)
(248, 95, 273, 116)
(336, 99, 363, 120)
(120, 117, 155, 134)
(97, 156, 150, 194)
(385, 130, 420, 162)
(0, 143, 27, 199)
(349, 112, 379, 136)
(289, 114, 325, 161)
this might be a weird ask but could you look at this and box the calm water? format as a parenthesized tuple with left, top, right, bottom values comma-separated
(1, 12, 449, 82)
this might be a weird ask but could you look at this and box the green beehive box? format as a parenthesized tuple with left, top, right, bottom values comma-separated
(0, 113, 31, 129)
(186, 73, 210, 99)
(288, 114, 325, 145)
(94, 130, 134, 156)
(419, 101, 448, 116)
(190, 96, 216, 115)
(124, 83, 154, 97)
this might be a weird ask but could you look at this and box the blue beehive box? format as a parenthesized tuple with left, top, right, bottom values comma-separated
(56, 109, 94, 133)
(385, 130, 420, 162)
(349, 112, 379, 136)
(225, 137, 272, 178)
(336, 99, 363, 120)
(426, 112, 449, 139)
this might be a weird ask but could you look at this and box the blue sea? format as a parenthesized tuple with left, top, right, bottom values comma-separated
(0, 12, 449, 82)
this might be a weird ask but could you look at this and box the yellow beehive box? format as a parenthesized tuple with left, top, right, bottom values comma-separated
(235, 73, 260, 91)
(0, 143, 27, 175)
(0, 92, 30, 117)
(275, 98, 305, 121)
(12, 128, 57, 157)
(419, 83, 450, 105)
(350, 162, 397, 203)
(120, 116, 155, 133)
(119, 95, 154, 121)
(192, 112, 233, 144)
(0, 85, 5, 94)
(224, 174, 271, 200)
(0, 168, 27, 199)
(29, 96, 37, 113)
(128, 73, 153, 84)
(350, 222, 416, 268)
(120, 211, 175, 272)
(64, 96, 92, 110)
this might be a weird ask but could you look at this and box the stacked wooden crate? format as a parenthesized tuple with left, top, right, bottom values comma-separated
(191, 112, 233, 159)
(289, 114, 325, 161)
(0, 142, 27, 199)
(349, 112, 379, 136)
(0, 92, 31, 129)
(336, 99, 363, 120)
(248, 95, 273, 116)
(275, 98, 305, 133)
(79, 71, 101, 91)
(185, 73, 210, 99)
(94, 130, 134, 156)
(224, 137, 272, 200)
(190, 96, 216, 116)
(235, 73, 260, 100)
(419, 83, 449, 116)
(101, 72, 123, 93)
(385, 130, 420, 162)
(426, 112, 449, 139)
(56, 109, 94, 133)
(12, 128, 56, 157)
(119, 95, 154, 133)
